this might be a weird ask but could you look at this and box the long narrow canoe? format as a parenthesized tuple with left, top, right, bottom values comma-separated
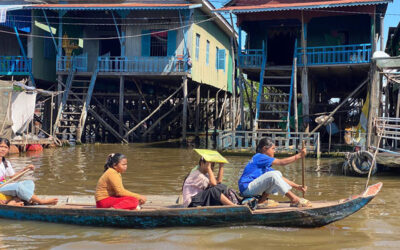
(0, 182, 382, 228)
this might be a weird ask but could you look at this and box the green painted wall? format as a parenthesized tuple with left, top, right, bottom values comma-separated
(191, 9, 233, 93)
(32, 10, 56, 82)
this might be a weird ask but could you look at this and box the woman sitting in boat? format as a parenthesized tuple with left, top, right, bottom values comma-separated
(238, 138, 312, 207)
(95, 153, 146, 210)
(0, 138, 58, 206)
(182, 157, 235, 208)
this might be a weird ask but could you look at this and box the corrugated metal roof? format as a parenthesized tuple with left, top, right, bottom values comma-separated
(27, 3, 202, 11)
(216, 0, 391, 13)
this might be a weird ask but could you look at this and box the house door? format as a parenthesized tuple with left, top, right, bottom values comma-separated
(99, 38, 120, 57)
(267, 29, 297, 66)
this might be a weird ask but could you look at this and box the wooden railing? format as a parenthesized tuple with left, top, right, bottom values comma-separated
(57, 55, 88, 72)
(97, 56, 187, 73)
(238, 49, 264, 68)
(0, 56, 32, 75)
(217, 130, 320, 155)
(296, 43, 372, 66)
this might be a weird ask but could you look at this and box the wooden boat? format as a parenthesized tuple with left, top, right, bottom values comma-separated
(0, 182, 382, 228)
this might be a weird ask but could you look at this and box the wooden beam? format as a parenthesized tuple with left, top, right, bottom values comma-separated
(123, 84, 183, 139)
(88, 109, 128, 144)
(141, 88, 195, 137)
(132, 78, 151, 113)
(294, 58, 299, 133)
(119, 76, 124, 135)
(309, 78, 368, 136)
(182, 76, 188, 142)
(195, 83, 201, 138)
(301, 11, 310, 132)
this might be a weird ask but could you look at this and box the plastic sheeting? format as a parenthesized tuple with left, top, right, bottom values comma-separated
(0, 81, 13, 139)
(11, 91, 36, 134)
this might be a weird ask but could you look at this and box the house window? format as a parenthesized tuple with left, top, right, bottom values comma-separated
(195, 34, 200, 60)
(216, 47, 225, 71)
(150, 30, 168, 57)
(206, 40, 210, 65)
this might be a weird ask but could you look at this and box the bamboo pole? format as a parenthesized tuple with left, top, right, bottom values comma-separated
(308, 78, 369, 135)
(133, 78, 151, 113)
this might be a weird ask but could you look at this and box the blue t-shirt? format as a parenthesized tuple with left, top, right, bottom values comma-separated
(238, 153, 275, 193)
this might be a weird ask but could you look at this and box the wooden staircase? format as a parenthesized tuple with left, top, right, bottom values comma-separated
(53, 67, 98, 143)
(255, 40, 297, 132)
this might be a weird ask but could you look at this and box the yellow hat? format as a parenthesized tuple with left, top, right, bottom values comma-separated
(194, 149, 229, 164)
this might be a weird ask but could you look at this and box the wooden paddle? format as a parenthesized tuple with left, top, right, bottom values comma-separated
(0, 168, 31, 188)
(302, 140, 306, 198)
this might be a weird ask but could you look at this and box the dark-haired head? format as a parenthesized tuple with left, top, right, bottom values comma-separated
(104, 153, 127, 172)
(0, 137, 10, 168)
(0, 138, 10, 148)
(256, 138, 274, 153)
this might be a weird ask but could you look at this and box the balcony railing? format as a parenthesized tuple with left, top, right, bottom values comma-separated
(97, 56, 187, 73)
(238, 49, 264, 68)
(56, 55, 88, 72)
(0, 56, 32, 75)
(296, 43, 372, 66)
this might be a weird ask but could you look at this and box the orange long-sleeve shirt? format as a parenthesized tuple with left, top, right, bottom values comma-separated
(95, 168, 141, 201)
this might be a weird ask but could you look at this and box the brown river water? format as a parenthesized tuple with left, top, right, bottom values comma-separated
(0, 144, 399, 249)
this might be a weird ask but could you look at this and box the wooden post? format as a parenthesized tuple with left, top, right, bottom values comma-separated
(206, 89, 210, 148)
(301, 11, 310, 132)
(380, 15, 384, 51)
(230, 38, 236, 132)
(251, 80, 254, 130)
(50, 93, 54, 136)
(195, 83, 200, 139)
(119, 76, 124, 136)
(182, 76, 188, 143)
(367, 62, 380, 149)
(293, 58, 299, 133)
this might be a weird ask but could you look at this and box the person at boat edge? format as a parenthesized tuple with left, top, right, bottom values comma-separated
(95, 153, 146, 210)
(0, 137, 58, 206)
(238, 137, 312, 207)
(182, 157, 236, 208)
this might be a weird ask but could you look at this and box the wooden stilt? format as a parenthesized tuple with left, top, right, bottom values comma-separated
(294, 58, 299, 133)
(119, 76, 124, 136)
(301, 11, 310, 132)
(182, 76, 188, 143)
(123, 84, 183, 139)
(206, 89, 210, 148)
(133, 79, 151, 113)
(195, 83, 200, 139)
(367, 63, 380, 149)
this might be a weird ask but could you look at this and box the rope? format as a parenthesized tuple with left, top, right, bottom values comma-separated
(365, 120, 386, 190)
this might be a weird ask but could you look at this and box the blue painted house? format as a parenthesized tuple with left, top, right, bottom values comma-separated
(218, 0, 391, 138)
(0, 2, 34, 84)
(4, 1, 236, 143)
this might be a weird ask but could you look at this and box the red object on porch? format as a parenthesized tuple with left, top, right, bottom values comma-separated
(26, 144, 43, 152)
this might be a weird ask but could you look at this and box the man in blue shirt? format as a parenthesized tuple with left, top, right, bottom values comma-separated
(238, 138, 311, 207)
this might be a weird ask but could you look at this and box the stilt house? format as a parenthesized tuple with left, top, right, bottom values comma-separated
(0, 2, 35, 86)
(1, 1, 236, 143)
(218, 0, 391, 143)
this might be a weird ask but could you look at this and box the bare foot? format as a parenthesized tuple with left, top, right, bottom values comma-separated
(7, 200, 24, 207)
(39, 198, 58, 205)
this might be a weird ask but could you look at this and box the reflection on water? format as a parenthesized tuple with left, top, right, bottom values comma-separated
(1, 144, 400, 249)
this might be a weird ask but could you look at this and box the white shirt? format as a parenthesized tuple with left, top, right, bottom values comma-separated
(0, 160, 15, 184)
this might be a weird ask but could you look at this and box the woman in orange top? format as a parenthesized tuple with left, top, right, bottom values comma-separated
(95, 153, 146, 210)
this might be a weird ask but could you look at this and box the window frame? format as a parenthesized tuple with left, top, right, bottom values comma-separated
(206, 40, 210, 65)
(195, 33, 200, 61)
